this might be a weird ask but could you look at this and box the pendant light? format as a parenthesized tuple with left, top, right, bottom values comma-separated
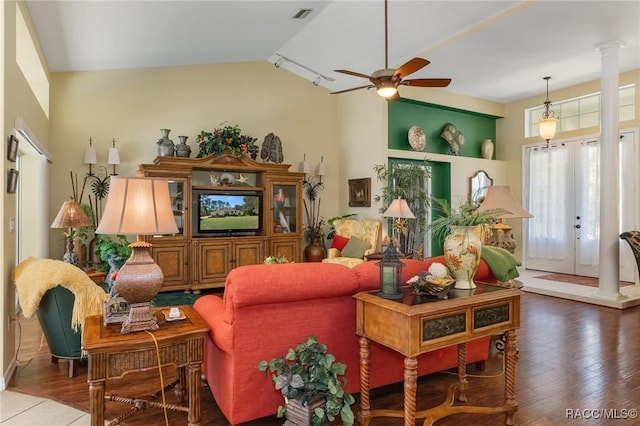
(538, 76, 557, 142)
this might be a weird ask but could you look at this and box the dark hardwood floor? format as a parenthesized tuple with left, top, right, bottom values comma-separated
(8, 292, 640, 425)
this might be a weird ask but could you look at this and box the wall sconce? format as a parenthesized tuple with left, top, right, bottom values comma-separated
(83, 137, 121, 228)
(107, 138, 120, 176)
(84, 137, 121, 177)
(538, 76, 557, 142)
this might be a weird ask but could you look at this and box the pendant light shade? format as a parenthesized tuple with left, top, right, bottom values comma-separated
(538, 76, 557, 142)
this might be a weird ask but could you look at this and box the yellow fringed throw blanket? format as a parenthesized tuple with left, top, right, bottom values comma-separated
(14, 257, 109, 333)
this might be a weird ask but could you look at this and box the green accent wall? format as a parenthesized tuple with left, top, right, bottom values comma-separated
(386, 98, 502, 255)
(388, 98, 502, 158)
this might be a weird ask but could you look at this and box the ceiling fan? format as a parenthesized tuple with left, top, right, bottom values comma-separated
(331, 0, 451, 101)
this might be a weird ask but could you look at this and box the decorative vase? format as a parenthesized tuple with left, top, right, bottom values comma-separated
(444, 226, 483, 289)
(73, 236, 87, 268)
(157, 129, 175, 157)
(175, 135, 191, 157)
(481, 138, 494, 160)
(304, 236, 325, 262)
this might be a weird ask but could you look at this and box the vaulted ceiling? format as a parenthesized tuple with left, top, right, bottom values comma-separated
(26, 0, 640, 104)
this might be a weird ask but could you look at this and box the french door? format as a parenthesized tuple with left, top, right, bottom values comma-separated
(523, 131, 637, 281)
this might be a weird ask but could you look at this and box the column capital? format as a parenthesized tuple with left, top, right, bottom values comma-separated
(596, 40, 626, 53)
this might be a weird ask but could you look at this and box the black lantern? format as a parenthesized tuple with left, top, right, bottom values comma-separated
(377, 242, 405, 300)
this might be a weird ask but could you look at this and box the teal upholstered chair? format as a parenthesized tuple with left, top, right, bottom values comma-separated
(36, 283, 107, 377)
(620, 231, 640, 280)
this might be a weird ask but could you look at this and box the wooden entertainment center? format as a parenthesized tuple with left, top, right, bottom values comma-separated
(139, 153, 304, 292)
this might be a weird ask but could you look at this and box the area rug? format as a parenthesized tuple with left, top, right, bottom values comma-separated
(151, 292, 201, 308)
(535, 273, 634, 288)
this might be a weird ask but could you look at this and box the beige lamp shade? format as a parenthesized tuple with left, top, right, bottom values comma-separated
(382, 198, 415, 219)
(478, 186, 533, 219)
(50, 198, 92, 229)
(96, 176, 178, 236)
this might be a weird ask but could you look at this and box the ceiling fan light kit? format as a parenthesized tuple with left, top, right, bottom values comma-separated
(331, 0, 451, 100)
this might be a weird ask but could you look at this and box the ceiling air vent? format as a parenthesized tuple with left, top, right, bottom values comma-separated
(292, 9, 313, 19)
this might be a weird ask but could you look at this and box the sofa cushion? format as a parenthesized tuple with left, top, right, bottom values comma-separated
(330, 234, 350, 251)
(341, 235, 370, 259)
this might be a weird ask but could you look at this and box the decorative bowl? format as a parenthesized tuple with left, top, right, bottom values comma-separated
(409, 273, 456, 298)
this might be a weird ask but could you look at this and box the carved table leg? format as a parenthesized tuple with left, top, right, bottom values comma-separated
(175, 365, 187, 400)
(404, 357, 418, 426)
(187, 362, 202, 426)
(358, 336, 371, 426)
(457, 342, 468, 402)
(89, 379, 105, 426)
(504, 330, 518, 425)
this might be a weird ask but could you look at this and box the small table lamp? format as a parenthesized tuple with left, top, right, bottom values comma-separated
(96, 176, 178, 334)
(50, 198, 93, 266)
(378, 198, 415, 299)
(478, 186, 533, 253)
(382, 197, 416, 254)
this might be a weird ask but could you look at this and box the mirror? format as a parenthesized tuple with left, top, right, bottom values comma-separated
(469, 170, 493, 205)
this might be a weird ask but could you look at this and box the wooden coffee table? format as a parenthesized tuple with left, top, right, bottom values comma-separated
(354, 284, 521, 426)
(82, 305, 208, 426)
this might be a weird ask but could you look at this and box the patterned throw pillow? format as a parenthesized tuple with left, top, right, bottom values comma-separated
(340, 236, 371, 259)
(330, 234, 350, 251)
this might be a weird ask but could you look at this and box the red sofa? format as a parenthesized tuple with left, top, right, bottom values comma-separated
(193, 256, 496, 425)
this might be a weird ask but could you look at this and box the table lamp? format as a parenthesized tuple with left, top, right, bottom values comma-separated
(382, 197, 415, 254)
(378, 198, 415, 299)
(96, 176, 178, 333)
(50, 197, 93, 266)
(478, 186, 533, 253)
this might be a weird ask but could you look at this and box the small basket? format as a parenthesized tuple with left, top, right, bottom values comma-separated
(410, 274, 456, 298)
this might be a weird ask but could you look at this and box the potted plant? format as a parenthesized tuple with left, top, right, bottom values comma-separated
(257, 336, 355, 426)
(196, 122, 259, 158)
(302, 177, 325, 261)
(428, 197, 507, 243)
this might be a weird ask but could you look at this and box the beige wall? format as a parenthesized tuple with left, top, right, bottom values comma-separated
(49, 61, 340, 259)
(2, 0, 51, 388)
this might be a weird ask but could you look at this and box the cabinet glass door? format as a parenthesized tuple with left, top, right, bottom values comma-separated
(273, 184, 298, 234)
(168, 180, 185, 236)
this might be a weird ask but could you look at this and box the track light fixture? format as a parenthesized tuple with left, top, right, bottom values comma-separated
(274, 54, 335, 87)
(538, 76, 557, 143)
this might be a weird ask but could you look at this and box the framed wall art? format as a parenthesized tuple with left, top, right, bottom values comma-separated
(7, 168, 19, 194)
(7, 134, 18, 162)
(348, 177, 371, 207)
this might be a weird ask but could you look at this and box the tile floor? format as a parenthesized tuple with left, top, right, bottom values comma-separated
(0, 389, 91, 425)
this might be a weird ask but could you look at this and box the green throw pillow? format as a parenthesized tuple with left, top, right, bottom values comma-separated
(341, 236, 370, 259)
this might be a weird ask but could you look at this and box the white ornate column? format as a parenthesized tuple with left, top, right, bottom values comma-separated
(596, 41, 625, 299)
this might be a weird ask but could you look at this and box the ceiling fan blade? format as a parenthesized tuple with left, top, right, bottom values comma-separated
(334, 69, 374, 80)
(330, 85, 375, 95)
(401, 78, 452, 88)
(393, 58, 430, 80)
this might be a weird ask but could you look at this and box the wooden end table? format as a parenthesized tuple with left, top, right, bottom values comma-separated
(83, 305, 209, 426)
(354, 284, 521, 426)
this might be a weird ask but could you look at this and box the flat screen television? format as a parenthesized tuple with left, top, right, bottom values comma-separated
(192, 190, 263, 237)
